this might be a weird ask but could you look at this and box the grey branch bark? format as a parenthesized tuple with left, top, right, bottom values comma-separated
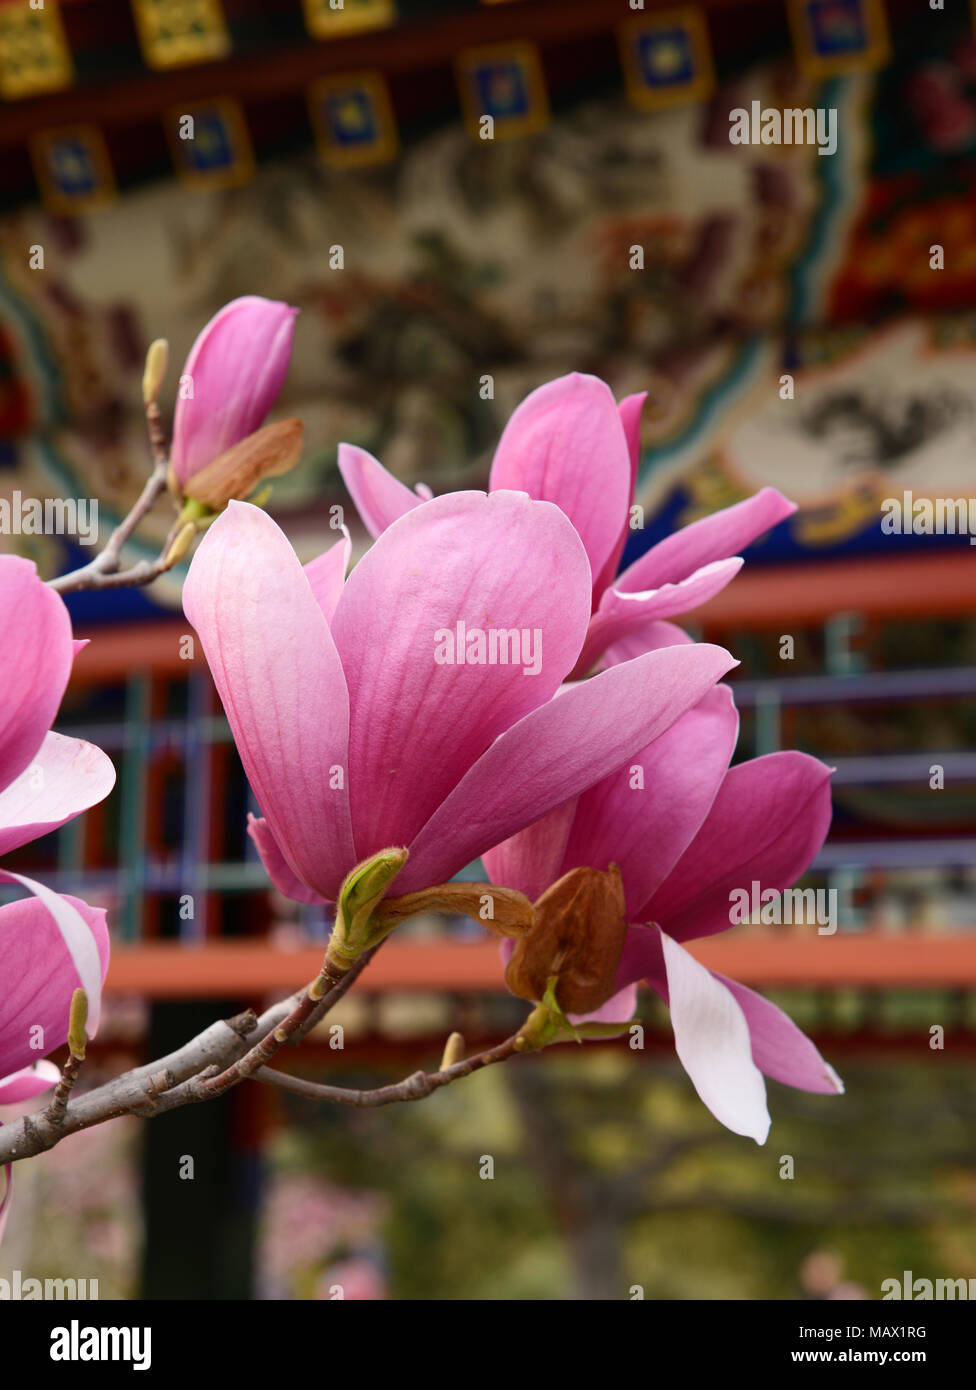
(0, 947, 377, 1165)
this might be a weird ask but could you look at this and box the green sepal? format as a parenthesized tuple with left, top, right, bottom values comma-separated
(327, 847, 409, 972)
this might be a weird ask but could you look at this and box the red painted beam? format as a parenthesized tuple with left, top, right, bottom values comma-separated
(103, 932, 976, 998)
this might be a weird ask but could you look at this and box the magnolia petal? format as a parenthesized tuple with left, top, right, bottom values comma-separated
(660, 930, 770, 1144)
(615, 486, 796, 594)
(304, 527, 352, 625)
(645, 752, 834, 943)
(597, 620, 694, 670)
(568, 983, 639, 1028)
(330, 489, 592, 860)
(483, 798, 578, 903)
(0, 557, 73, 795)
(171, 296, 298, 486)
(563, 684, 739, 921)
(576, 558, 743, 674)
(0, 1061, 61, 1104)
(337, 443, 423, 538)
(247, 815, 330, 906)
(183, 502, 356, 902)
(489, 374, 632, 584)
(713, 973, 844, 1095)
(0, 885, 109, 1065)
(400, 642, 737, 894)
(591, 391, 646, 604)
(0, 732, 116, 857)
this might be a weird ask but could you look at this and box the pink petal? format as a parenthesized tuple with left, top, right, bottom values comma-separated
(171, 296, 298, 487)
(591, 391, 646, 604)
(560, 684, 739, 919)
(400, 641, 737, 894)
(247, 815, 329, 906)
(615, 486, 795, 594)
(575, 557, 743, 674)
(0, 1060, 61, 1104)
(304, 527, 352, 624)
(0, 888, 109, 1070)
(597, 619, 694, 670)
(0, 732, 116, 857)
(483, 798, 578, 903)
(618, 392, 645, 504)
(330, 490, 592, 861)
(338, 443, 423, 539)
(659, 929, 770, 1143)
(488, 374, 632, 586)
(713, 973, 844, 1095)
(183, 502, 356, 902)
(644, 752, 834, 941)
(568, 983, 639, 1028)
(0, 557, 72, 795)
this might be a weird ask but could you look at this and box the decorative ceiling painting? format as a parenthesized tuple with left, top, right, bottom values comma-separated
(1, 2, 975, 613)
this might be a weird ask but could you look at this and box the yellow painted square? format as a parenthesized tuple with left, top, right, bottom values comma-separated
(302, 0, 395, 39)
(131, 0, 231, 71)
(0, 2, 73, 100)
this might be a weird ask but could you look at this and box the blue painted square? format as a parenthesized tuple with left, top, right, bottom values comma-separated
(473, 60, 531, 119)
(185, 109, 235, 172)
(46, 138, 99, 197)
(636, 27, 696, 88)
(806, 0, 869, 56)
(325, 89, 378, 147)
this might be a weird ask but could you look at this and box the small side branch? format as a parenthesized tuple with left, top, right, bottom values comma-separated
(254, 1034, 522, 1108)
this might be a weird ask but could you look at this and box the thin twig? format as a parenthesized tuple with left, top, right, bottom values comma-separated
(254, 1034, 522, 1108)
(49, 460, 171, 594)
(49, 391, 178, 595)
(44, 1054, 85, 1126)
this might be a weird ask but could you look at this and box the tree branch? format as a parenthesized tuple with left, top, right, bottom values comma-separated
(0, 953, 373, 1165)
(253, 1033, 522, 1107)
(49, 390, 182, 595)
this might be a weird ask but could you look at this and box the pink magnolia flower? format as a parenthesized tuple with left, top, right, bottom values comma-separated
(170, 295, 299, 490)
(337, 373, 795, 673)
(182, 493, 738, 906)
(0, 557, 114, 1237)
(485, 658, 840, 1145)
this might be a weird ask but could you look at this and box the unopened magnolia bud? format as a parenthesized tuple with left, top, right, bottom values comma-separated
(67, 988, 88, 1059)
(142, 339, 169, 405)
(439, 1032, 465, 1070)
(184, 418, 304, 510)
(319, 847, 410, 986)
(506, 865, 629, 1015)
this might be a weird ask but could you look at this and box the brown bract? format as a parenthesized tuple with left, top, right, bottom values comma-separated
(186, 418, 304, 509)
(506, 864, 629, 1014)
